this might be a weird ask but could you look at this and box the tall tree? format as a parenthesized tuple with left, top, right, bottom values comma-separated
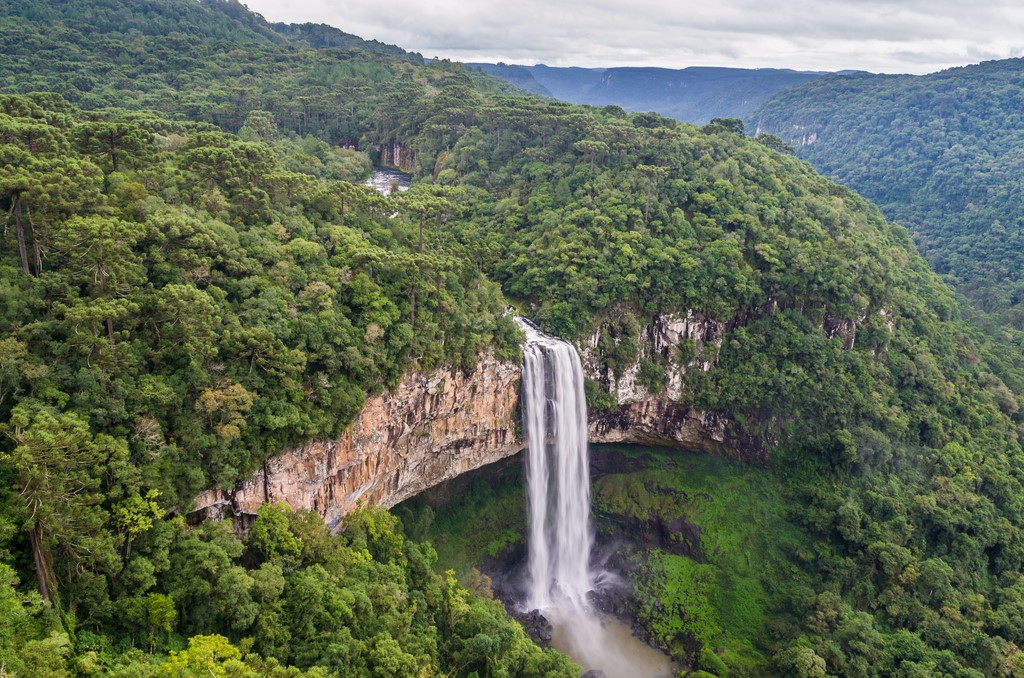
(1, 405, 107, 603)
(52, 215, 145, 345)
(74, 121, 150, 173)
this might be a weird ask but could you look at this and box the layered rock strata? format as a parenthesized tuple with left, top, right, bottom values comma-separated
(193, 353, 521, 532)
(191, 314, 748, 530)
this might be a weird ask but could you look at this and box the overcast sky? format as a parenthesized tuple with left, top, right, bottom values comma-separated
(241, 0, 1024, 74)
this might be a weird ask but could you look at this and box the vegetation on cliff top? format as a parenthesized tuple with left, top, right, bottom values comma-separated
(752, 60, 1024, 339)
(0, 0, 1023, 676)
(0, 92, 523, 673)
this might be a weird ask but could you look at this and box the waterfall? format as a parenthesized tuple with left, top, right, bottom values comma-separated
(516, 317, 676, 678)
(517, 318, 592, 610)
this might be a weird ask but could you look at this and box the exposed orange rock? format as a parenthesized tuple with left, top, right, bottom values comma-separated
(191, 317, 752, 531)
(193, 352, 522, 531)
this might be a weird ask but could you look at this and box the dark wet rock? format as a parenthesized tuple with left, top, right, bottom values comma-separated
(589, 447, 651, 476)
(514, 609, 553, 646)
(581, 671, 607, 678)
(592, 491, 705, 563)
(587, 581, 631, 618)
(482, 540, 529, 602)
(654, 516, 701, 560)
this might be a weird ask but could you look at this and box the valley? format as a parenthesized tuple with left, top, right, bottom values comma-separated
(0, 1, 1023, 677)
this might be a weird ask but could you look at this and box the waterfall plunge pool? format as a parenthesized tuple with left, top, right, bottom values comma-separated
(397, 444, 790, 678)
(395, 450, 684, 678)
(393, 446, 699, 677)
(549, 606, 676, 678)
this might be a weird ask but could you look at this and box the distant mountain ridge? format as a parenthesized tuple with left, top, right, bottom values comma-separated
(269, 21, 420, 59)
(469, 62, 839, 123)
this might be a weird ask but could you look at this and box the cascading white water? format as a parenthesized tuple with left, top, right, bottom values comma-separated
(517, 317, 676, 678)
(518, 318, 592, 609)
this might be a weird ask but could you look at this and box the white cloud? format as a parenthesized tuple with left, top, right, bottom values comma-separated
(242, 0, 1024, 74)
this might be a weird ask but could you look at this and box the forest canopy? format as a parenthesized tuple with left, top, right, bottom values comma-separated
(1, 1, 1023, 676)
(753, 60, 1024, 335)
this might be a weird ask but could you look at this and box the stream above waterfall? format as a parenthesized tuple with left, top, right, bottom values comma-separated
(364, 167, 412, 195)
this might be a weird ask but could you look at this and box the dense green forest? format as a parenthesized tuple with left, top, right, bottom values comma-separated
(752, 60, 1024, 337)
(0, 92, 538, 675)
(1, 0, 1024, 676)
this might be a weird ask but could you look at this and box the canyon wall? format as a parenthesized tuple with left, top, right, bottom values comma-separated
(583, 312, 765, 461)
(193, 353, 521, 532)
(191, 314, 753, 530)
(373, 142, 416, 173)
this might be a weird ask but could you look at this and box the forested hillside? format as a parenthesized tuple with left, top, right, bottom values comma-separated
(752, 60, 1024, 336)
(1, 1, 1024, 676)
(0, 0, 520, 136)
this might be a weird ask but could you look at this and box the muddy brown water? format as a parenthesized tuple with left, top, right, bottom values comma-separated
(548, 606, 677, 678)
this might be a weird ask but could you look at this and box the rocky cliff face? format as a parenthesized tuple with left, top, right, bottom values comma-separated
(373, 142, 415, 173)
(581, 311, 722, 403)
(590, 401, 751, 458)
(191, 314, 753, 530)
(193, 352, 522, 532)
(582, 312, 764, 461)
